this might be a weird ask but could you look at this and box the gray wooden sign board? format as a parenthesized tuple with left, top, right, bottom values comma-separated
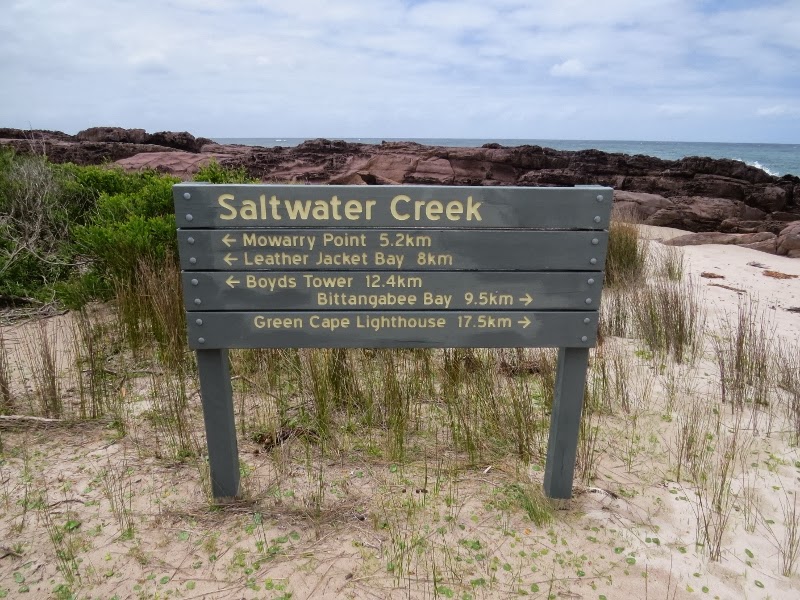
(182, 271, 603, 312)
(174, 184, 611, 230)
(186, 311, 598, 349)
(173, 183, 612, 501)
(177, 229, 608, 271)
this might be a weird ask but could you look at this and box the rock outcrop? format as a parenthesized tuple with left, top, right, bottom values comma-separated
(777, 222, 800, 258)
(1, 127, 798, 256)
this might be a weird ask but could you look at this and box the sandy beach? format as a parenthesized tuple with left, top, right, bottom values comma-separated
(0, 227, 799, 599)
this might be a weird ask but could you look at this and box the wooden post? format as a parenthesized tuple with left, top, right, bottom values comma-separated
(543, 347, 590, 499)
(196, 349, 240, 499)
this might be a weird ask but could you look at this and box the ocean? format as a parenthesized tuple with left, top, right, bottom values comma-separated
(213, 138, 800, 178)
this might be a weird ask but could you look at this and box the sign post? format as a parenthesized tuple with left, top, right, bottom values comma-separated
(174, 184, 611, 499)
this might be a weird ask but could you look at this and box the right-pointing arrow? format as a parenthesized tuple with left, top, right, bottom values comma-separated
(519, 293, 533, 306)
(518, 316, 531, 329)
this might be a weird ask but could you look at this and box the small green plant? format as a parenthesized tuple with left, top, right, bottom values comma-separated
(0, 329, 12, 414)
(18, 319, 62, 417)
(95, 459, 135, 538)
(492, 482, 553, 527)
(40, 501, 82, 586)
(689, 414, 750, 561)
(633, 276, 705, 363)
(599, 286, 635, 339)
(605, 218, 648, 288)
(654, 244, 685, 281)
(147, 368, 197, 461)
(780, 492, 800, 577)
(71, 307, 115, 419)
(763, 490, 800, 577)
(713, 297, 776, 418)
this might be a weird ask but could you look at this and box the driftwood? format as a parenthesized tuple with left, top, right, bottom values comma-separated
(0, 293, 43, 306)
(0, 414, 114, 430)
(0, 414, 65, 429)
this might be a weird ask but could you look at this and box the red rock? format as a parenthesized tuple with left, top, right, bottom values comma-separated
(664, 232, 776, 247)
(114, 151, 233, 177)
(77, 126, 147, 144)
(145, 130, 202, 152)
(741, 239, 778, 254)
(777, 221, 800, 257)
(407, 157, 455, 184)
(2, 126, 799, 251)
(685, 174, 746, 201)
(613, 191, 673, 220)
(747, 185, 788, 212)
(646, 196, 766, 231)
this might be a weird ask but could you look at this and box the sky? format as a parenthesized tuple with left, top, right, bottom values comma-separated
(1, 0, 799, 143)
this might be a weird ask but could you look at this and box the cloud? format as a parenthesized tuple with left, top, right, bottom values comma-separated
(656, 104, 706, 116)
(549, 59, 587, 78)
(0, 0, 797, 141)
(756, 105, 799, 117)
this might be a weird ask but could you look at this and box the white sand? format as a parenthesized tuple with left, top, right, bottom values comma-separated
(0, 227, 799, 599)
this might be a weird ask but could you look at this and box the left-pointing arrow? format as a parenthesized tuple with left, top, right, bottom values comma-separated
(224, 253, 238, 266)
(225, 276, 240, 288)
(222, 234, 236, 247)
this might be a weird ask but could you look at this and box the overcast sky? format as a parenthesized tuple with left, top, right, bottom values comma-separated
(1, 0, 798, 143)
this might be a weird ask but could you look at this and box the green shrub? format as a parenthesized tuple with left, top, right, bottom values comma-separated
(75, 214, 177, 283)
(73, 171, 179, 284)
(0, 152, 257, 305)
(55, 163, 161, 224)
(194, 160, 255, 184)
(0, 152, 74, 300)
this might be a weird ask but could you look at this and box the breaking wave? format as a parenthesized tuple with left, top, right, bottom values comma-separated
(737, 158, 780, 176)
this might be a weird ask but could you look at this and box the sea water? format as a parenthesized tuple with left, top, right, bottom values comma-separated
(214, 138, 800, 178)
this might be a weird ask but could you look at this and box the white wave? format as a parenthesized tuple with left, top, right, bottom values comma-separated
(750, 161, 780, 176)
(734, 158, 780, 177)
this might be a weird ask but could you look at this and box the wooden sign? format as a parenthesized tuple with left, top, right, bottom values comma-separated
(173, 183, 612, 502)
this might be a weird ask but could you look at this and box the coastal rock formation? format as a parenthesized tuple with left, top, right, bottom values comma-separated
(661, 221, 800, 257)
(1, 127, 798, 256)
(664, 231, 777, 253)
(778, 222, 800, 258)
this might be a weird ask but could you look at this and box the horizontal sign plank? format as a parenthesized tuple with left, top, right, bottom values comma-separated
(182, 271, 604, 311)
(186, 311, 599, 349)
(174, 184, 612, 230)
(178, 229, 608, 272)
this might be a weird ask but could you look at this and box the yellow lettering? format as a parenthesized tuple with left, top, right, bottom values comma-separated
(284, 199, 312, 220)
(344, 200, 362, 220)
(269, 195, 281, 220)
(426, 200, 443, 220)
(312, 200, 330, 220)
(445, 200, 463, 220)
(218, 194, 236, 220)
(466, 196, 482, 221)
(330, 195, 342, 220)
(390, 195, 411, 221)
(414, 200, 425, 220)
(240, 199, 258, 220)
(254, 315, 302, 329)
